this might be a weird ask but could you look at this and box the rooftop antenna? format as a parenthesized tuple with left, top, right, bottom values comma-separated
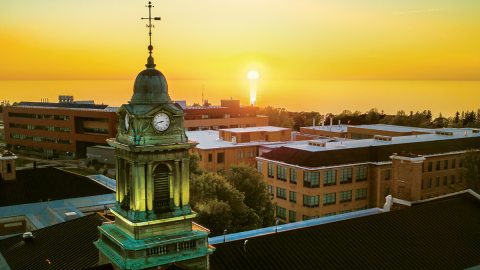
(141, 1, 161, 57)
(202, 85, 205, 106)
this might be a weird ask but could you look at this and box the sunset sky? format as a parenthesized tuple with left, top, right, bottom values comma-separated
(2, 0, 480, 81)
(0, 0, 480, 80)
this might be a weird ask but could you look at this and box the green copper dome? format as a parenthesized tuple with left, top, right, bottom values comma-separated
(131, 55, 171, 104)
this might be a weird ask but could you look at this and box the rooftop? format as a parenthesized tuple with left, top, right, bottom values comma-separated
(0, 213, 107, 270)
(210, 191, 480, 270)
(287, 128, 480, 153)
(260, 130, 480, 168)
(302, 124, 348, 132)
(2, 192, 478, 269)
(220, 126, 290, 133)
(12, 102, 118, 112)
(0, 167, 113, 207)
(187, 130, 284, 150)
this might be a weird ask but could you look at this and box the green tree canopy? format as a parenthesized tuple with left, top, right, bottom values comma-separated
(223, 164, 275, 227)
(190, 172, 261, 235)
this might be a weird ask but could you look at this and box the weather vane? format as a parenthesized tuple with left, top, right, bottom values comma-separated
(141, 1, 161, 55)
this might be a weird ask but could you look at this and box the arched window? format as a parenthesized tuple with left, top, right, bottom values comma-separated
(153, 164, 171, 211)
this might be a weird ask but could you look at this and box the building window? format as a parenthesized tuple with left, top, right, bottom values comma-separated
(452, 159, 456, 169)
(289, 210, 297, 222)
(384, 169, 391, 181)
(304, 171, 320, 188)
(428, 162, 432, 172)
(276, 206, 286, 219)
(436, 161, 441, 170)
(208, 153, 213, 162)
(435, 177, 440, 187)
(443, 160, 448, 170)
(323, 193, 336, 206)
(7, 163, 12, 173)
(268, 185, 274, 196)
(323, 170, 336, 186)
(459, 160, 463, 168)
(217, 152, 225, 163)
(303, 195, 320, 208)
(267, 163, 275, 178)
(339, 190, 352, 203)
(427, 178, 432, 189)
(289, 191, 297, 203)
(355, 188, 367, 200)
(450, 175, 456, 185)
(290, 168, 297, 184)
(356, 166, 367, 182)
(339, 168, 352, 184)
(277, 166, 287, 181)
(443, 176, 448, 185)
(257, 160, 262, 173)
(276, 187, 287, 200)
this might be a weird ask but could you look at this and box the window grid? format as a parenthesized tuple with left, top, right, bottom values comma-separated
(267, 163, 274, 178)
(276, 187, 287, 200)
(339, 168, 352, 184)
(355, 188, 367, 200)
(339, 190, 352, 203)
(323, 193, 336, 206)
(289, 191, 297, 203)
(290, 168, 297, 184)
(355, 166, 367, 182)
(304, 171, 320, 188)
(323, 170, 336, 186)
(303, 195, 320, 208)
(277, 166, 287, 181)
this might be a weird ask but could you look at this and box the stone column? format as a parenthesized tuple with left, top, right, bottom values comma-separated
(181, 157, 190, 207)
(146, 162, 154, 211)
(116, 158, 123, 203)
(133, 162, 146, 212)
(174, 160, 181, 208)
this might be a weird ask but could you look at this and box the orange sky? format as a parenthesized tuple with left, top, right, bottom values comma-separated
(1, 0, 480, 81)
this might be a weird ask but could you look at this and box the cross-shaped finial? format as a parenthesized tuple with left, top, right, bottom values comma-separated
(141, 1, 161, 54)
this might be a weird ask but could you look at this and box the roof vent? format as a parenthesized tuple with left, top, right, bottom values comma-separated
(374, 135, 392, 142)
(472, 129, 479, 134)
(232, 136, 237, 145)
(22, 232, 34, 243)
(435, 130, 453, 136)
(308, 141, 326, 147)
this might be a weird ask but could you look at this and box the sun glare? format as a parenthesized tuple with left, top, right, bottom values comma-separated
(247, 70, 260, 80)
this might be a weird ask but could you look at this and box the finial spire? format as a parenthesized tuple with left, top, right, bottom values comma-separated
(141, 1, 161, 56)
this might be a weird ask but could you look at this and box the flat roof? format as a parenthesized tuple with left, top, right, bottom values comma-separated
(351, 124, 434, 133)
(0, 167, 113, 207)
(260, 130, 480, 168)
(286, 128, 480, 153)
(302, 125, 348, 132)
(219, 126, 290, 133)
(187, 130, 284, 150)
(12, 102, 118, 112)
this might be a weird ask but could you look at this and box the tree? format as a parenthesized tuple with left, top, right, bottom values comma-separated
(189, 153, 202, 176)
(190, 172, 261, 235)
(223, 164, 275, 227)
(463, 151, 480, 193)
(258, 106, 294, 128)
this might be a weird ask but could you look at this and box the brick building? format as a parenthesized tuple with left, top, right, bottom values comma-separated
(3, 97, 117, 158)
(188, 126, 292, 172)
(258, 128, 480, 223)
(182, 99, 268, 131)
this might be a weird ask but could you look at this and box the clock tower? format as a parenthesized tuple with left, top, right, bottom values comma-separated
(95, 2, 214, 269)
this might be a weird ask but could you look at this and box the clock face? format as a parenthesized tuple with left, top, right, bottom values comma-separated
(124, 114, 130, 131)
(153, 113, 170, 132)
